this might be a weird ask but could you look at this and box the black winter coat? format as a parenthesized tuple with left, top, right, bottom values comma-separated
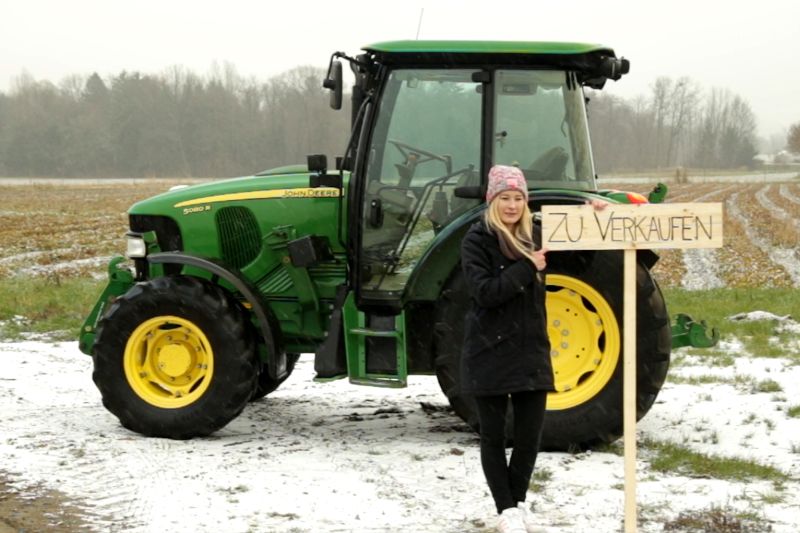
(459, 222, 554, 396)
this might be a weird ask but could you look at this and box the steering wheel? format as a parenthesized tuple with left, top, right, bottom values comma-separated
(387, 139, 452, 181)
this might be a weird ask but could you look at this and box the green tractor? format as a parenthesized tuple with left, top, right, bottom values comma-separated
(79, 41, 716, 448)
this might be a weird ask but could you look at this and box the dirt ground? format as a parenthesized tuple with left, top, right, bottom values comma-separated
(0, 474, 95, 532)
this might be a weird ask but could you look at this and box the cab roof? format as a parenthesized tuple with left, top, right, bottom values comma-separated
(360, 40, 623, 88)
(363, 40, 613, 56)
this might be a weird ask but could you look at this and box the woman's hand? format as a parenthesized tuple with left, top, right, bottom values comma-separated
(531, 248, 548, 271)
(586, 198, 609, 210)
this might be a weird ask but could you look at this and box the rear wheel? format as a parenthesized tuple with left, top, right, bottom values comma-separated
(92, 276, 258, 439)
(434, 250, 671, 450)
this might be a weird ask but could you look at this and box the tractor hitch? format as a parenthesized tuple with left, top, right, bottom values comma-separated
(671, 313, 719, 349)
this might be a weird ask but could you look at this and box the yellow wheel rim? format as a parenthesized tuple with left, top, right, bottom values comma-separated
(123, 316, 214, 409)
(545, 274, 620, 410)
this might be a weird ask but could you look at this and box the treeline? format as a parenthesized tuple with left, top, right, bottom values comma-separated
(588, 77, 759, 173)
(0, 65, 350, 177)
(0, 66, 760, 177)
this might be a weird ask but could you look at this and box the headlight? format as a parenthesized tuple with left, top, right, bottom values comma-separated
(125, 234, 148, 258)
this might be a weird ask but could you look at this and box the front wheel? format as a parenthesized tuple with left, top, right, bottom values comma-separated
(92, 276, 258, 439)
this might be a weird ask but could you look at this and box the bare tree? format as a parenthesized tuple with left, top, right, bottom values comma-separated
(650, 77, 672, 167)
(788, 122, 800, 154)
(664, 77, 700, 166)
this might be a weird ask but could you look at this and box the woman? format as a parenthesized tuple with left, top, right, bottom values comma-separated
(460, 165, 607, 533)
(460, 164, 550, 533)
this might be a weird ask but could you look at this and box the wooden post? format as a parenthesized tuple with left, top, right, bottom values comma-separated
(542, 202, 724, 533)
(623, 248, 637, 532)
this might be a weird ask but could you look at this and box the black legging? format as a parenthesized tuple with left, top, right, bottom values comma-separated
(474, 390, 548, 514)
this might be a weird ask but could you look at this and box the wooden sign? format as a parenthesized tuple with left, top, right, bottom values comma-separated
(541, 202, 724, 251)
(541, 201, 723, 533)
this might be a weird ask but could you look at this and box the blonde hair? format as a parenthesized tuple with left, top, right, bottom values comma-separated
(484, 198, 537, 263)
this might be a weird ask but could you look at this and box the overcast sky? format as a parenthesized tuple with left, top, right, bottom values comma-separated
(2, 0, 797, 142)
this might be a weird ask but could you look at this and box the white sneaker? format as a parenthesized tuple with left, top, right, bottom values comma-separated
(517, 502, 546, 533)
(497, 507, 527, 533)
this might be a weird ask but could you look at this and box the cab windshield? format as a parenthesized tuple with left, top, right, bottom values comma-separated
(360, 69, 481, 295)
(358, 68, 596, 296)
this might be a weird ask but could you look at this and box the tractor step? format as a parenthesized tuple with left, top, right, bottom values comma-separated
(340, 292, 408, 387)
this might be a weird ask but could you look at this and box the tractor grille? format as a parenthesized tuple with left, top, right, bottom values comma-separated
(215, 207, 262, 269)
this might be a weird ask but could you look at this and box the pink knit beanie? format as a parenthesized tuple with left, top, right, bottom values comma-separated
(486, 165, 528, 203)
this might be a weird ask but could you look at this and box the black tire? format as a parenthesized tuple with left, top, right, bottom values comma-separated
(92, 276, 258, 439)
(250, 353, 300, 401)
(434, 250, 671, 450)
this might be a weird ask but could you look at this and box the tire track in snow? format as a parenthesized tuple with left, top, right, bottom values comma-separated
(47, 420, 154, 531)
(727, 190, 800, 286)
(78, 438, 167, 532)
(677, 185, 736, 290)
(0, 343, 161, 531)
(779, 183, 800, 205)
(755, 185, 800, 233)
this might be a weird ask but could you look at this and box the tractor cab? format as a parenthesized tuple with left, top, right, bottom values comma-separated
(323, 41, 629, 308)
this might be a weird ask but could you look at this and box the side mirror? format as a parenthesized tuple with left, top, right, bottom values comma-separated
(323, 60, 343, 110)
(599, 56, 630, 81)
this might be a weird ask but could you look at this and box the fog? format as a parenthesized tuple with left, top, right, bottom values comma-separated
(1, 0, 798, 139)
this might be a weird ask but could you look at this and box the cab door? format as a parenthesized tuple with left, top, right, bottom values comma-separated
(355, 68, 483, 305)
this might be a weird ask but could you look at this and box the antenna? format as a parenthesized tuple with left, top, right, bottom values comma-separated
(416, 8, 424, 40)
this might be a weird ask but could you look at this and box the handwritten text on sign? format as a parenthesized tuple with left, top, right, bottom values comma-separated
(541, 202, 724, 251)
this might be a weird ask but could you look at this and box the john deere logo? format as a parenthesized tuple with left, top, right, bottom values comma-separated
(174, 188, 341, 210)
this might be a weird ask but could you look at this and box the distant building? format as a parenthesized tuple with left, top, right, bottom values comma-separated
(753, 151, 800, 165)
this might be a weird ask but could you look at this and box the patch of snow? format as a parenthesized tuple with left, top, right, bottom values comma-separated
(728, 311, 794, 322)
(16, 255, 112, 277)
(602, 172, 798, 185)
(0, 249, 51, 265)
(777, 321, 800, 335)
(756, 185, 800, 231)
(716, 337, 748, 354)
(1, 341, 799, 532)
(727, 192, 800, 286)
(693, 184, 739, 203)
(779, 184, 800, 205)
(681, 249, 724, 290)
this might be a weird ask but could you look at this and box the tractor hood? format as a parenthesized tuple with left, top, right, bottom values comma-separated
(128, 167, 346, 218)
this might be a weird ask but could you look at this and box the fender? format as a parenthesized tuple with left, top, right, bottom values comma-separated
(404, 205, 484, 302)
(147, 252, 287, 381)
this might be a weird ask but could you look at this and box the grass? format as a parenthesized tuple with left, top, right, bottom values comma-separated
(754, 379, 783, 393)
(642, 438, 788, 483)
(0, 277, 105, 341)
(662, 505, 773, 533)
(529, 467, 553, 491)
(0, 279, 797, 364)
(663, 287, 800, 359)
(667, 373, 757, 389)
(788, 405, 800, 418)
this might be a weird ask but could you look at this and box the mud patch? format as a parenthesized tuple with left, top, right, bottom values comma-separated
(0, 473, 96, 532)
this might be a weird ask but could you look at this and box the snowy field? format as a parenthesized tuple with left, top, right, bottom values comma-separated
(1, 178, 798, 531)
(1, 328, 799, 532)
